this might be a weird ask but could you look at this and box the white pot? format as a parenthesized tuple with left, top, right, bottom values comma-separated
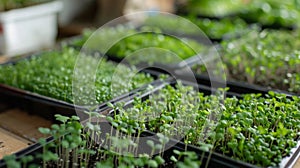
(0, 1, 62, 56)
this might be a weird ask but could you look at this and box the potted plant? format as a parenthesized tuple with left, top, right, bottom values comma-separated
(0, 0, 62, 56)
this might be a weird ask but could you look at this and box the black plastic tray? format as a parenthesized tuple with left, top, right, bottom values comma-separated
(64, 34, 276, 96)
(93, 79, 256, 167)
(0, 49, 165, 114)
(135, 21, 261, 44)
(0, 55, 164, 167)
(0, 84, 81, 119)
(99, 78, 300, 168)
(139, 131, 257, 168)
(1, 78, 298, 167)
(0, 85, 159, 167)
(0, 130, 256, 168)
(0, 77, 237, 168)
(0, 137, 53, 167)
(176, 7, 296, 31)
(0, 52, 85, 119)
(140, 53, 298, 96)
(174, 71, 298, 97)
(0, 87, 72, 167)
(62, 32, 215, 71)
(64, 38, 299, 97)
(134, 24, 221, 44)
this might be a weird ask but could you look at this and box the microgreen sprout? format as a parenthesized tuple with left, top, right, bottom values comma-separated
(193, 29, 300, 94)
(72, 26, 206, 65)
(0, 47, 154, 105)
(111, 82, 300, 167)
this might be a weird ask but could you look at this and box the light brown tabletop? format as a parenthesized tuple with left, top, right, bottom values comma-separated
(0, 108, 52, 159)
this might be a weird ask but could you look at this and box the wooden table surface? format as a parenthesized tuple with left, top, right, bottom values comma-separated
(0, 127, 29, 159)
(294, 158, 300, 168)
(0, 56, 9, 64)
(0, 108, 51, 159)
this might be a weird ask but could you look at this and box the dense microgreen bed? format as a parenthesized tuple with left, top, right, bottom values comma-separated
(185, 16, 251, 40)
(72, 26, 136, 49)
(110, 82, 300, 167)
(0, 48, 154, 104)
(144, 15, 250, 40)
(72, 26, 206, 64)
(183, 0, 300, 27)
(193, 29, 300, 94)
(107, 32, 204, 64)
(182, 0, 245, 18)
(237, 0, 300, 27)
(4, 114, 201, 167)
(0, 0, 51, 11)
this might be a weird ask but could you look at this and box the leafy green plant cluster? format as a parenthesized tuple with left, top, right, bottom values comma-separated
(0, 0, 50, 11)
(72, 26, 206, 64)
(108, 32, 204, 64)
(193, 29, 300, 94)
(71, 25, 136, 49)
(111, 82, 300, 167)
(237, 0, 300, 27)
(110, 83, 221, 142)
(206, 92, 300, 167)
(184, 0, 246, 18)
(184, 0, 300, 27)
(3, 113, 201, 168)
(144, 15, 250, 40)
(186, 16, 251, 40)
(0, 48, 154, 105)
